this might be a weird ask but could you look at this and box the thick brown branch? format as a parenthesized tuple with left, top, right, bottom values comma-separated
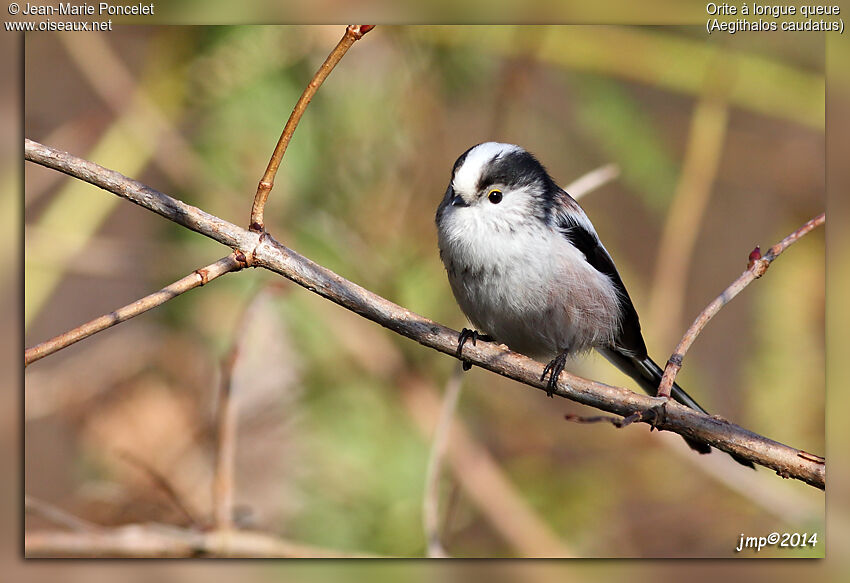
(25, 253, 244, 366)
(249, 24, 374, 232)
(24, 139, 825, 490)
(658, 213, 825, 398)
(26, 139, 253, 249)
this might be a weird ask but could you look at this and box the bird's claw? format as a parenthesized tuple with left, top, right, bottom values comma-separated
(540, 353, 568, 398)
(456, 328, 492, 370)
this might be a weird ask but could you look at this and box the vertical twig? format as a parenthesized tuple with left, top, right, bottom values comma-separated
(657, 213, 825, 398)
(213, 349, 239, 530)
(212, 287, 278, 530)
(402, 375, 574, 557)
(422, 365, 464, 557)
(212, 317, 247, 531)
(249, 25, 374, 232)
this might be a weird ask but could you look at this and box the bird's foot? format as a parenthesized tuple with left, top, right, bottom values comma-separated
(642, 400, 668, 431)
(541, 352, 569, 398)
(457, 328, 492, 370)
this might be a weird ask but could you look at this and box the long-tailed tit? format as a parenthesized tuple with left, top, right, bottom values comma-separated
(436, 142, 753, 467)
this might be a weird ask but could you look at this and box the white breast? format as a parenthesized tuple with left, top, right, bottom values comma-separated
(438, 209, 622, 360)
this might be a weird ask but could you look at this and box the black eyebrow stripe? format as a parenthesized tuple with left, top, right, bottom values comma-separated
(476, 150, 556, 193)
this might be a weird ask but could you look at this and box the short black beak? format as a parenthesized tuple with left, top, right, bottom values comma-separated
(449, 188, 468, 207)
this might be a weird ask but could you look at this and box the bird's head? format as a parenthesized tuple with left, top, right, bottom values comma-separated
(437, 142, 558, 227)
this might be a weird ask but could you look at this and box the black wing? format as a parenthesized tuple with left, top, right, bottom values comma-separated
(551, 190, 755, 467)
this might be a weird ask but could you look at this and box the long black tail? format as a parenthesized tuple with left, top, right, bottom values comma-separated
(598, 348, 755, 468)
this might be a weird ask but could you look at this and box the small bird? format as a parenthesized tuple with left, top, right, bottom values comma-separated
(436, 142, 753, 467)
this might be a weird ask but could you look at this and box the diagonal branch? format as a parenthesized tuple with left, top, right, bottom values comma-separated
(657, 212, 826, 398)
(24, 139, 825, 490)
(25, 495, 101, 532)
(249, 24, 374, 232)
(564, 163, 619, 201)
(25, 253, 244, 366)
(117, 450, 203, 529)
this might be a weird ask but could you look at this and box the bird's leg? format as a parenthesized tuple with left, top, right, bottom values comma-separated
(541, 351, 569, 397)
(456, 328, 493, 371)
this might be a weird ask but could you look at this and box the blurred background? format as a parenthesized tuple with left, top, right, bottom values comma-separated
(22, 26, 824, 559)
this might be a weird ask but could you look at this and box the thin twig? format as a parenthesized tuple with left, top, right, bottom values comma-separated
(25, 524, 383, 558)
(25, 495, 101, 532)
(25, 253, 244, 367)
(212, 288, 273, 530)
(249, 24, 374, 232)
(24, 139, 826, 489)
(564, 163, 620, 201)
(657, 212, 826, 399)
(422, 365, 464, 557)
(306, 292, 573, 557)
(403, 375, 574, 557)
(212, 339, 240, 532)
(564, 412, 642, 428)
(117, 450, 203, 529)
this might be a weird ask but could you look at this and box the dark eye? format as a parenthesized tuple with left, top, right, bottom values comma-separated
(488, 189, 503, 204)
